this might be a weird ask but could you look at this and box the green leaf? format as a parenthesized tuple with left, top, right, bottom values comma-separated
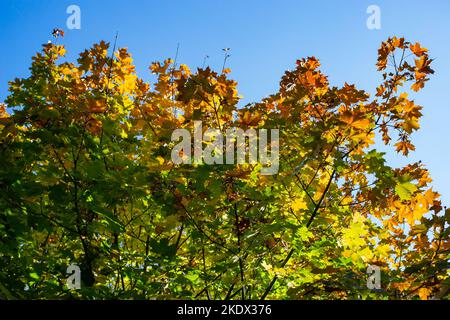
(30, 272, 39, 280)
(411, 224, 427, 235)
(395, 177, 418, 200)
(93, 208, 125, 232)
(150, 238, 176, 259)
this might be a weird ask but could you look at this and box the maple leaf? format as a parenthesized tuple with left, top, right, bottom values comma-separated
(410, 42, 428, 56)
(401, 118, 420, 134)
(291, 198, 308, 211)
(395, 176, 418, 201)
(339, 110, 370, 130)
(395, 141, 416, 155)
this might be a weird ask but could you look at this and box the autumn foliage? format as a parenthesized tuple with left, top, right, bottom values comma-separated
(0, 36, 448, 300)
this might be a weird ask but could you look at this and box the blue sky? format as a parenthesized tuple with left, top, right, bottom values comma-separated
(1, 0, 449, 205)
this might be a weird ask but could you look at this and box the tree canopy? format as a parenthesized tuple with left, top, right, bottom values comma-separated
(0, 35, 448, 300)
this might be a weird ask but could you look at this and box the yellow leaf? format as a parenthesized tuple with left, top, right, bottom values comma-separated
(342, 250, 352, 258)
(261, 261, 273, 274)
(422, 188, 439, 206)
(291, 198, 308, 211)
(156, 156, 165, 165)
(120, 128, 128, 138)
(392, 282, 411, 292)
(375, 244, 391, 258)
(351, 118, 370, 130)
(418, 287, 431, 300)
(402, 118, 420, 134)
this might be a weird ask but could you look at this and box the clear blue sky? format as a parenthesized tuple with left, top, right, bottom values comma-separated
(1, 0, 449, 205)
